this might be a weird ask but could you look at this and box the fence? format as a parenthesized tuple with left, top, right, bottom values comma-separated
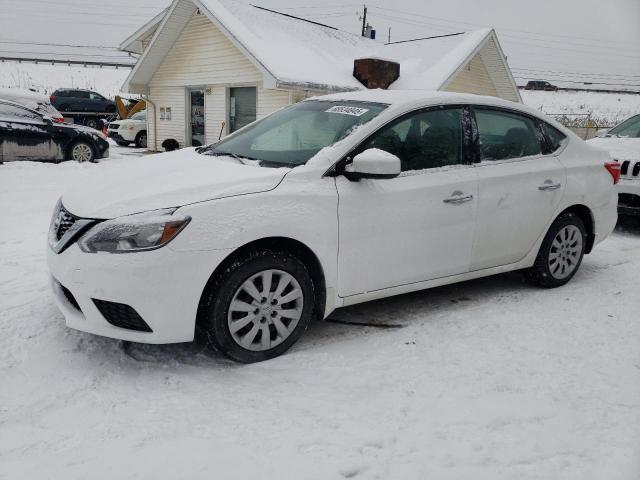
(544, 113, 606, 140)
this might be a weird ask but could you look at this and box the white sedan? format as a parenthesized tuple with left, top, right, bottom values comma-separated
(588, 114, 640, 215)
(47, 91, 619, 362)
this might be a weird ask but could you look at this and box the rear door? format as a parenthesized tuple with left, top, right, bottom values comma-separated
(470, 106, 566, 270)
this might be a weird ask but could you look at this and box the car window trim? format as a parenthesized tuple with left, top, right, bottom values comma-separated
(469, 104, 559, 165)
(326, 103, 474, 178)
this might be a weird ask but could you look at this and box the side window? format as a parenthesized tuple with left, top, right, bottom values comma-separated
(0, 104, 41, 122)
(90, 92, 104, 101)
(75, 91, 91, 99)
(541, 122, 568, 153)
(360, 107, 464, 172)
(475, 108, 543, 161)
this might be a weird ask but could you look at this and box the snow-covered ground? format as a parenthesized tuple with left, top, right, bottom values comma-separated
(1, 146, 640, 479)
(521, 90, 640, 127)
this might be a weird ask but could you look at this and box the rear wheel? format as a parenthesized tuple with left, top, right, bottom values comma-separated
(84, 118, 98, 130)
(69, 141, 95, 163)
(198, 249, 315, 363)
(524, 213, 586, 288)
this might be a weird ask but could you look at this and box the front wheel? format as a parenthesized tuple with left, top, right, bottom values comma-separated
(198, 249, 315, 363)
(524, 213, 586, 288)
(135, 131, 147, 148)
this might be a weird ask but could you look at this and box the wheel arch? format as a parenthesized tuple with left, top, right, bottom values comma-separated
(196, 236, 327, 334)
(558, 204, 595, 253)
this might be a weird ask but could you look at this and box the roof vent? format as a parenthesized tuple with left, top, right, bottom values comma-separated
(353, 58, 400, 89)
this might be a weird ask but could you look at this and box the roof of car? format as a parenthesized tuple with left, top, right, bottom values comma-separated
(312, 89, 533, 111)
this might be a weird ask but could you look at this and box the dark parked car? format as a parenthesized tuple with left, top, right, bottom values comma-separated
(0, 100, 109, 163)
(50, 89, 116, 113)
(524, 80, 559, 91)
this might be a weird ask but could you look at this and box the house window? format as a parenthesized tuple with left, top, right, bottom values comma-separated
(229, 87, 256, 133)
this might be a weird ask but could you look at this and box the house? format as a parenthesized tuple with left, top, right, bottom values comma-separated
(120, 0, 521, 151)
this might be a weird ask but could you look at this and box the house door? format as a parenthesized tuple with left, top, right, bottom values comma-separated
(188, 88, 205, 147)
(229, 87, 256, 133)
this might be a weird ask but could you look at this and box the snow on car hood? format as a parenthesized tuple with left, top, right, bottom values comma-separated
(62, 148, 289, 219)
(588, 137, 640, 162)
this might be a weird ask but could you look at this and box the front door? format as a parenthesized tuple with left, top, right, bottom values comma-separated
(470, 107, 567, 270)
(336, 106, 478, 297)
(188, 88, 205, 147)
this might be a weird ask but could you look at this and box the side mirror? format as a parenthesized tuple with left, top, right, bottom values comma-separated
(595, 128, 609, 138)
(344, 148, 401, 180)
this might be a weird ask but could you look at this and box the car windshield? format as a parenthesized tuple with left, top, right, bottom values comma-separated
(131, 111, 146, 121)
(198, 100, 387, 167)
(608, 115, 640, 138)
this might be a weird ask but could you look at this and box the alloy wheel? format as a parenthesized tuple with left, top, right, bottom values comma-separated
(71, 143, 93, 162)
(548, 225, 583, 280)
(227, 269, 304, 351)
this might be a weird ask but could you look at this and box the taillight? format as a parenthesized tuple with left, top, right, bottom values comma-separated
(53, 116, 64, 123)
(605, 160, 621, 185)
(50, 95, 56, 103)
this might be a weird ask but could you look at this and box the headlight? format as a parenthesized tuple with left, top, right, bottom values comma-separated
(78, 208, 190, 253)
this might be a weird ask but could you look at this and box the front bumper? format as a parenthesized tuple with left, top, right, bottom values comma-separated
(617, 179, 640, 215)
(47, 242, 233, 344)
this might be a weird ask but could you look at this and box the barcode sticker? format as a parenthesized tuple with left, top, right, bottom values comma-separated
(325, 105, 369, 116)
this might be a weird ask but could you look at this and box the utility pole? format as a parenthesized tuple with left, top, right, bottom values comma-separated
(360, 5, 367, 36)
(387, 27, 391, 43)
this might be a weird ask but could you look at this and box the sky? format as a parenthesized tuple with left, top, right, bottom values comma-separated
(0, 0, 638, 89)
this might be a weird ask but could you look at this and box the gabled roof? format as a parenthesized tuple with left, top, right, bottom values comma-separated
(123, 0, 519, 101)
(119, 9, 167, 55)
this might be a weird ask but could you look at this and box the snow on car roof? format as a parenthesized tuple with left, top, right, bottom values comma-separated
(0, 87, 50, 104)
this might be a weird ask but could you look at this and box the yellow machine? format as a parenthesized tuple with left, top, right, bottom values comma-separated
(115, 96, 146, 120)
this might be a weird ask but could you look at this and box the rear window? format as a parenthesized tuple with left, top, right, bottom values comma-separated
(0, 103, 41, 122)
(475, 108, 543, 161)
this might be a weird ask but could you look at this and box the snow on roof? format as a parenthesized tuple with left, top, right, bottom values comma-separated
(126, 0, 499, 94)
(199, 0, 493, 91)
(0, 87, 50, 104)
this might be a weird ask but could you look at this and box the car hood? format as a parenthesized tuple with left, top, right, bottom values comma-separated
(62, 148, 289, 219)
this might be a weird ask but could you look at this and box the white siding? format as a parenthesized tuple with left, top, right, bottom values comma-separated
(445, 53, 498, 97)
(444, 35, 520, 103)
(146, 14, 295, 149)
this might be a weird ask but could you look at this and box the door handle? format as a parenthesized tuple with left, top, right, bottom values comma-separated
(538, 181, 562, 191)
(443, 193, 474, 205)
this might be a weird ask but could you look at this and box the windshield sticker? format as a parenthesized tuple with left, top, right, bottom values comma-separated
(325, 105, 369, 117)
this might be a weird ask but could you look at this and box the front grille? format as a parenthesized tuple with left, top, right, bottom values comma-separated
(56, 206, 77, 240)
(109, 123, 120, 130)
(59, 283, 81, 312)
(92, 299, 153, 332)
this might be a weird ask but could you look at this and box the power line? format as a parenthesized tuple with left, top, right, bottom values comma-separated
(511, 67, 640, 80)
(369, 4, 639, 47)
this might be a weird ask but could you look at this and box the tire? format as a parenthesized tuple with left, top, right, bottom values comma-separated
(524, 213, 587, 288)
(135, 131, 147, 149)
(84, 118, 98, 130)
(58, 104, 70, 112)
(69, 141, 95, 163)
(116, 141, 130, 147)
(198, 249, 316, 363)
